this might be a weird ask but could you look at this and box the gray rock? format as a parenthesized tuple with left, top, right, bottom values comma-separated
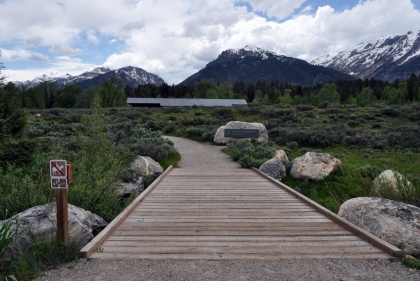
(213, 121, 268, 144)
(338, 197, 420, 257)
(117, 182, 144, 198)
(259, 159, 286, 182)
(274, 149, 289, 162)
(120, 158, 146, 198)
(130, 156, 163, 177)
(290, 152, 341, 181)
(0, 203, 107, 258)
(372, 170, 413, 196)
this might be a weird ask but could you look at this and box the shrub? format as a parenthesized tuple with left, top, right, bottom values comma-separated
(347, 120, 360, 127)
(213, 107, 234, 119)
(68, 114, 133, 221)
(318, 101, 330, 108)
(226, 139, 278, 168)
(269, 125, 347, 148)
(295, 104, 315, 111)
(381, 107, 399, 117)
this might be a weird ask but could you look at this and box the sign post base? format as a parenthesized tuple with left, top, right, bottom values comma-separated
(56, 188, 69, 244)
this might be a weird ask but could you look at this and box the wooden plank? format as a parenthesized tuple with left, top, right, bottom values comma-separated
(89, 252, 390, 260)
(105, 235, 364, 242)
(251, 167, 403, 257)
(101, 240, 372, 248)
(79, 166, 174, 258)
(93, 245, 384, 254)
(128, 210, 321, 215)
(119, 221, 337, 227)
(124, 217, 330, 223)
(109, 230, 351, 236)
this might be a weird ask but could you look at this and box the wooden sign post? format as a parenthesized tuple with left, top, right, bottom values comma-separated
(50, 160, 72, 244)
(56, 188, 69, 244)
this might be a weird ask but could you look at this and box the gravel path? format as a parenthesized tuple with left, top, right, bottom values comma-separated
(33, 137, 419, 281)
(163, 136, 240, 169)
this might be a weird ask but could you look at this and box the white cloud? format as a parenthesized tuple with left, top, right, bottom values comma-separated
(247, 0, 307, 19)
(3, 56, 96, 82)
(26, 36, 44, 47)
(49, 44, 82, 56)
(28, 53, 49, 61)
(1, 48, 49, 62)
(86, 30, 99, 45)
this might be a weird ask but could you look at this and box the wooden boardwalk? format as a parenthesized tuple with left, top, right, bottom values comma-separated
(80, 167, 401, 260)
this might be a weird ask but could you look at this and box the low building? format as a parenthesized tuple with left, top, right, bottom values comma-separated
(127, 98, 247, 107)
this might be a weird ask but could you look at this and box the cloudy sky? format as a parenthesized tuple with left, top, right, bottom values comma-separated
(1, 0, 420, 84)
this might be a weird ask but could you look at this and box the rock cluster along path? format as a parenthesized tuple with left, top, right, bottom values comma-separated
(80, 136, 400, 260)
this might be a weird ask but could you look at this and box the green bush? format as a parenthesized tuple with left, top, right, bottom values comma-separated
(68, 114, 133, 222)
(6, 238, 79, 280)
(227, 139, 278, 168)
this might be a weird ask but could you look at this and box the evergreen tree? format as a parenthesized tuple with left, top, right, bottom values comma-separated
(0, 57, 36, 167)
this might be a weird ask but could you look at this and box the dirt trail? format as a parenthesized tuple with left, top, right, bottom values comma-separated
(163, 135, 240, 168)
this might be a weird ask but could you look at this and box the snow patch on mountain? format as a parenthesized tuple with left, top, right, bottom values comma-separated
(311, 30, 420, 80)
(10, 66, 164, 89)
(223, 45, 290, 63)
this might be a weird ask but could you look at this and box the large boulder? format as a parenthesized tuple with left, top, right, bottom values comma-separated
(372, 170, 413, 195)
(290, 152, 341, 181)
(338, 197, 420, 257)
(259, 159, 286, 182)
(0, 203, 107, 257)
(274, 149, 289, 162)
(213, 121, 268, 144)
(130, 156, 163, 177)
(119, 160, 145, 198)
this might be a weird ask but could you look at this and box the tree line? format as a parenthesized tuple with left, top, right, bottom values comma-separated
(2, 59, 420, 109)
(125, 74, 420, 106)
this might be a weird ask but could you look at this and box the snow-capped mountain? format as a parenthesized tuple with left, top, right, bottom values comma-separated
(13, 67, 112, 89)
(13, 66, 165, 89)
(74, 66, 165, 89)
(181, 45, 352, 86)
(311, 30, 420, 81)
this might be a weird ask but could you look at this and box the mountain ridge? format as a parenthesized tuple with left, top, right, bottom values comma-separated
(180, 45, 353, 86)
(12, 66, 165, 90)
(311, 30, 420, 81)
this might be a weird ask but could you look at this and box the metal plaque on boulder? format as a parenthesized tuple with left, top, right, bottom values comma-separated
(224, 129, 260, 138)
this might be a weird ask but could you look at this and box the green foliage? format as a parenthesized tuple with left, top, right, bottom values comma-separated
(0, 214, 19, 267)
(372, 172, 420, 207)
(97, 76, 127, 108)
(57, 85, 82, 108)
(317, 83, 340, 104)
(159, 152, 181, 169)
(402, 255, 420, 270)
(6, 238, 79, 280)
(0, 161, 54, 218)
(106, 117, 177, 162)
(227, 139, 279, 168)
(68, 113, 133, 222)
(0, 88, 37, 167)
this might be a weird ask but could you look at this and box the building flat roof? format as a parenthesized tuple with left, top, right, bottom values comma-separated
(127, 98, 247, 107)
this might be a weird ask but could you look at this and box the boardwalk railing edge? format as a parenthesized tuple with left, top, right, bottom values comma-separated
(251, 167, 403, 257)
(79, 165, 174, 258)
